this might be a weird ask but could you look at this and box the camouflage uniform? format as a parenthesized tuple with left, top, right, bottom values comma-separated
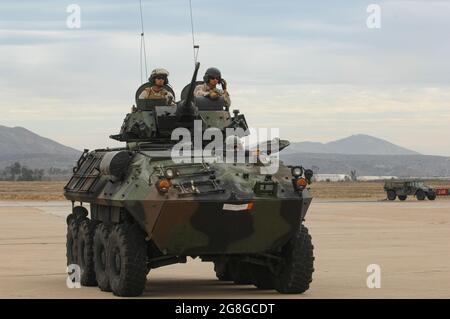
(139, 68, 175, 106)
(194, 83, 231, 108)
(139, 87, 176, 106)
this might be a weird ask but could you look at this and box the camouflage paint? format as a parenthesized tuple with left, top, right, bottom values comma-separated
(65, 151, 312, 255)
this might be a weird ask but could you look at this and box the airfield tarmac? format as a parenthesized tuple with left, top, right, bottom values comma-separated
(0, 199, 449, 299)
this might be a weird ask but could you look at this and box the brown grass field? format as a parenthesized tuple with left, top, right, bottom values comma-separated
(0, 181, 67, 200)
(310, 180, 450, 199)
(0, 180, 449, 201)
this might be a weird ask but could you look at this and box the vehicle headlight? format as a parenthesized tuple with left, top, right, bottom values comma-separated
(165, 168, 175, 178)
(304, 169, 313, 182)
(291, 166, 303, 177)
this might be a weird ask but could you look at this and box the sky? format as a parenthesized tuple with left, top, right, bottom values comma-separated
(0, 0, 449, 155)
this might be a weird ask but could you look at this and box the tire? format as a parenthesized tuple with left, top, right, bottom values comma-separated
(107, 223, 148, 297)
(427, 192, 436, 201)
(416, 190, 426, 201)
(94, 224, 112, 292)
(398, 195, 407, 201)
(250, 265, 275, 290)
(77, 220, 98, 286)
(66, 208, 88, 267)
(66, 218, 79, 266)
(214, 259, 232, 281)
(387, 190, 396, 201)
(67, 206, 88, 225)
(228, 260, 253, 285)
(273, 225, 314, 294)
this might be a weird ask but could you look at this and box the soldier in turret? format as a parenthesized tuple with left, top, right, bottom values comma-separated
(194, 67, 231, 108)
(139, 68, 176, 106)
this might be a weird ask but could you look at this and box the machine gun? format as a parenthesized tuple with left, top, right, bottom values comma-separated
(176, 62, 200, 121)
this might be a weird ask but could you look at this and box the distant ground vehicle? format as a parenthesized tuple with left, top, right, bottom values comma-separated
(384, 180, 436, 201)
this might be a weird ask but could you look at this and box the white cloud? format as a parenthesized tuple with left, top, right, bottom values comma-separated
(0, 22, 449, 155)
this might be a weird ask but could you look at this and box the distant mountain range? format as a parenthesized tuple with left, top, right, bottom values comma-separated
(0, 125, 81, 170)
(286, 134, 419, 155)
(280, 153, 450, 177)
(279, 135, 450, 177)
(0, 126, 449, 177)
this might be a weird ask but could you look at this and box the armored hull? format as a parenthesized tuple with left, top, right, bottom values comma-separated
(65, 149, 312, 256)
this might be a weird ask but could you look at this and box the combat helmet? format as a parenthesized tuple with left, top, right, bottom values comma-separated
(203, 67, 222, 82)
(149, 68, 170, 85)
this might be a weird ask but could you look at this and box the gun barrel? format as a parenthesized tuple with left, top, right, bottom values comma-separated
(183, 62, 201, 109)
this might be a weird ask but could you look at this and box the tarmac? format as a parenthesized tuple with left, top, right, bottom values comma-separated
(0, 199, 449, 298)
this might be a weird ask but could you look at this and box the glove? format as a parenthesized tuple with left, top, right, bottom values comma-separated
(220, 79, 227, 91)
(166, 95, 174, 106)
(209, 91, 219, 100)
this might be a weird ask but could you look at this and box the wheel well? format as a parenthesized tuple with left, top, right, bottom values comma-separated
(90, 204, 134, 224)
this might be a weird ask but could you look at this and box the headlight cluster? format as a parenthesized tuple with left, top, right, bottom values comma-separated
(155, 167, 178, 194)
(290, 166, 313, 190)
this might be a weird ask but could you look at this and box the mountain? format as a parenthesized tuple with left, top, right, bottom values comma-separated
(0, 125, 81, 169)
(2, 126, 447, 177)
(281, 152, 450, 177)
(281, 134, 450, 177)
(286, 134, 419, 155)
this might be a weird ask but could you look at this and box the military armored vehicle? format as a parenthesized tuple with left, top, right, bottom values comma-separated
(384, 179, 436, 201)
(64, 63, 315, 297)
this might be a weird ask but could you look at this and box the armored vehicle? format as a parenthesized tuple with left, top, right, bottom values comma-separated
(384, 179, 436, 201)
(64, 63, 315, 297)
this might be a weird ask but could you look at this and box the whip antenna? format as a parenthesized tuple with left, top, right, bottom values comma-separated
(139, 0, 149, 83)
(189, 0, 199, 65)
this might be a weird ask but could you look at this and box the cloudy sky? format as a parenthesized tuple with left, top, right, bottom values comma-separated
(1, 0, 449, 155)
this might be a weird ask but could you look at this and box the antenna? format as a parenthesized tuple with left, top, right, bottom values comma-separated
(139, 0, 149, 83)
(189, 0, 199, 65)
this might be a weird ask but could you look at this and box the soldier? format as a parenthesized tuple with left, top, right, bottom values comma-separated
(194, 67, 231, 108)
(139, 68, 176, 106)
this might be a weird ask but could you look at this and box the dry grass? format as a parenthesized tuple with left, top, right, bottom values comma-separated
(0, 180, 449, 201)
(0, 181, 67, 200)
(309, 180, 450, 200)
(309, 181, 386, 199)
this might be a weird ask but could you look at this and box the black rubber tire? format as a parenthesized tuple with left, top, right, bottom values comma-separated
(398, 195, 407, 201)
(273, 225, 314, 294)
(66, 208, 89, 267)
(416, 190, 426, 201)
(250, 265, 275, 290)
(214, 259, 232, 281)
(77, 220, 98, 286)
(229, 260, 253, 285)
(107, 223, 148, 297)
(67, 206, 88, 225)
(94, 223, 111, 292)
(427, 192, 436, 201)
(387, 190, 396, 201)
(66, 218, 79, 266)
